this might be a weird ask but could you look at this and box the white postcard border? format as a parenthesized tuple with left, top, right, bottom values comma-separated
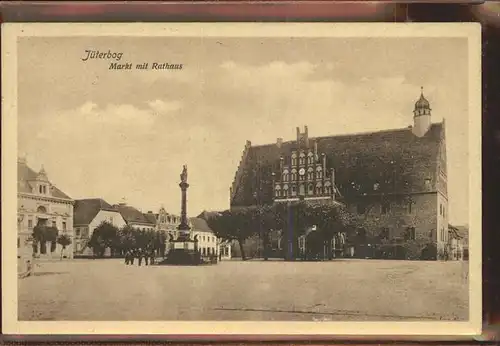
(1, 22, 482, 336)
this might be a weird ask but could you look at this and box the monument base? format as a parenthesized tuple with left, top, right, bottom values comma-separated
(159, 248, 202, 266)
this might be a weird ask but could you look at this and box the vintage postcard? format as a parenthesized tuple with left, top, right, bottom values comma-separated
(2, 22, 481, 336)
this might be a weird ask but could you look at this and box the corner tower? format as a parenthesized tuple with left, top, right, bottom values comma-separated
(412, 87, 432, 137)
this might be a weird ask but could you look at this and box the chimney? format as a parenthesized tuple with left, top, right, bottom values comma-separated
(314, 141, 318, 159)
(296, 127, 300, 142)
(18, 155, 27, 165)
(280, 156, 284, 171)
(245, 140, 252, 148)
(276, 138, 283, 148)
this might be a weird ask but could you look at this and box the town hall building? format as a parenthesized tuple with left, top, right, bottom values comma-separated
(229, 88, 450, 260)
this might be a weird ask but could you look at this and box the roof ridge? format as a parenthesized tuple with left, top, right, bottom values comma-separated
(248, 122, 443, 148)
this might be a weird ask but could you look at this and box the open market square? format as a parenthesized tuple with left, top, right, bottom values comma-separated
(18, 258, 469, 321)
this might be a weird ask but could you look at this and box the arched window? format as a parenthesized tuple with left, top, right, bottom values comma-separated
(299, 152, 306, 165)
(316, 166, 323, 179)
(275, 185, 281, 197)
(36, 205, 47, 214)
(283, 184, 289, 197)
(291, 153, 297, 166)
(307, 184, 314, 195)
(307, 167, 314, 180)
(315, 182, 323, 195)
(291, 169, 297, 181)
(282, 169, 289, 182)
(307, 152, 314, 164)
(324, 181, 332, 195)
(291, 185, 297, 196)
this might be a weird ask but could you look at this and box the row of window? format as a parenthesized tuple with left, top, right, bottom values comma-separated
(356, 200, 413, 215)
(198, 235, 216, 243)
(275, 183, 332, 198)
(200, 247, 216, 256)
(290, 151, 317, 166)
(159, 215, 180, 224)
(298, 233, 348, 249)
(280, 167, 323, 182)
(23, 217, 67, 231)
(378, 227, 416, 241)
(38, 184, 49, 195)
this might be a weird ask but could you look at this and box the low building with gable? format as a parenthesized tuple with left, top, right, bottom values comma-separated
(73, 198, 127, 256)
(113, 202, 156, 231)
(229, 89, 450, 260)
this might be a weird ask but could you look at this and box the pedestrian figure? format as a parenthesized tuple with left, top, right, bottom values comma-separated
(137, 249, 143, 266)
(130, 250, 135, 265)
(144, 249, 149, 266)
(149, 251, 155, 265)
(124, 251, 130, 265)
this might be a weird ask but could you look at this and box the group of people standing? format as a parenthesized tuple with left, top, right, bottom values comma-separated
(124, 248, 156, 266)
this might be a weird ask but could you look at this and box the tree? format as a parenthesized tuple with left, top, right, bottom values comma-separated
(57, 234, 72, 260)
(88, 221, 119, 257)
(32, 225, 45, 254)
(205, 208, 258, 261)
(32, 225, 59, 255)
(206, 201, 355, 261)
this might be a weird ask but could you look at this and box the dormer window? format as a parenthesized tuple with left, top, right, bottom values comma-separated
(374, 183, 380, 191)
(38, 185, 48, 194)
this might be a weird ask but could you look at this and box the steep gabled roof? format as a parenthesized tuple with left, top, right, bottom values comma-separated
(114, 204, 155, 226)
(17, 160, 72, 200)
(74, 198, 116, 225)
(231, 123, 444, 207)
(143, 212, 158, 225)
(189, 217, 214, 234)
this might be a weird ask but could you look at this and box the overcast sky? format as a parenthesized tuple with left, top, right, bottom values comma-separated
(18, 36, 469, 225)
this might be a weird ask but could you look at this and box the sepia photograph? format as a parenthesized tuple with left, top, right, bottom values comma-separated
(2, 23, 481, 335)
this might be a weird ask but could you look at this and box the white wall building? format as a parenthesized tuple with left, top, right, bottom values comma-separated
(17, 157, 74, 259)
(73, 198, 127, 256)
(113, 203, 156, 231)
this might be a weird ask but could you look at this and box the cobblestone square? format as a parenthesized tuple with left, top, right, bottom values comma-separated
(18, 259, 469, 321)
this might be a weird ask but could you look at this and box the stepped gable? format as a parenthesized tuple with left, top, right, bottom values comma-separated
(231, 123, 443, 206)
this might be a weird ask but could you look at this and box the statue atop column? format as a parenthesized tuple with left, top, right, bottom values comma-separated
(180, 165, 188, 184)
(178, 164, 191, 232)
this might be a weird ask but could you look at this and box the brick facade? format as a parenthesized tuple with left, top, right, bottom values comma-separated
(230, 91, 448, 260)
